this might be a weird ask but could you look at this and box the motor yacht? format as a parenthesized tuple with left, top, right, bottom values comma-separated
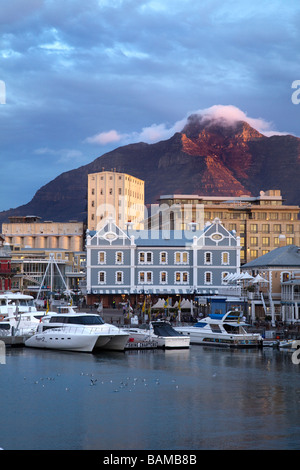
(0, 292, 38, 316)
(126, 321, 190, 349)
(25, 309, 130, 353)
(0, 311, 43, 337)
(175, 311, 263, 348)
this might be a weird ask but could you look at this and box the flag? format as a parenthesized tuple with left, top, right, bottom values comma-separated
(164, 298, 169, 308)
(142, 299, 146, 313)
(46, 299, 49, 314)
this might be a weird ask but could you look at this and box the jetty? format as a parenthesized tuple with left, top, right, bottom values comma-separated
(0, 335, 31, 346)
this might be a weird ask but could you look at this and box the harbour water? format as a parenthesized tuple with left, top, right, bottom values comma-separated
(1, 345, 300, 451)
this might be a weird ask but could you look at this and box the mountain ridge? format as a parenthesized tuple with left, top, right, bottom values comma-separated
(1, 117, 300, 226)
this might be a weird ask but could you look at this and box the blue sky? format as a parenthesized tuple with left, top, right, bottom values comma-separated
(1, 0, 300, 211)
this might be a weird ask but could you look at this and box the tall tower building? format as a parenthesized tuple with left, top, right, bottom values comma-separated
(87, 170, 145, 230)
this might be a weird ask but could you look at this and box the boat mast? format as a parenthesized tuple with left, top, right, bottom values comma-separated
(36, 253, 71, 301)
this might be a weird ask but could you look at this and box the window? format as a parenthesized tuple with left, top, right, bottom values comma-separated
(262, 237, 270, 246)
(174, 272, 189, 284)
(286, 224, 294, 233)
(204, 252, 212, 265)
(262, 224, 270, 233)
(250, 224, 258, 233)
(222, 272, 229, 284)
(250, 237, 258, 246)
(274, 224, 281, 233)
(160, 252, 168, 264)
(204, 272, 212, 285)
(98, 251, 106, 264)
(98, 271, 106, 284)
(138, 271, 153, 284)
(174, 251, 189, 264)
(147, 252, 152, 264)
(286, 237, 293, 245)
(160, 271, 168, 284)
(116, 271, 123, 284)
(222, 252, 229, 265)
(115, 251, 124, 264)
(138, 251, 153, 264)
(250, 250, 258, 258)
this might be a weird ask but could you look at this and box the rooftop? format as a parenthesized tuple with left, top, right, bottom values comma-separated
(243, 245, 300, 268)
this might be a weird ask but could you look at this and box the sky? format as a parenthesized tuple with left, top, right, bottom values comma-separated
(1, 0, 300, 211)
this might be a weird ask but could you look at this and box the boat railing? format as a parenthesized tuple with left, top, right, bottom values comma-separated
(43, 325, 123, 335)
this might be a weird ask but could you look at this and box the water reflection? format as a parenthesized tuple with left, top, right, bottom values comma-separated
(0, 346, 300, 450)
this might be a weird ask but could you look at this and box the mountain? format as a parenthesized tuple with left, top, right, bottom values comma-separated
(1, 114, 300, 226)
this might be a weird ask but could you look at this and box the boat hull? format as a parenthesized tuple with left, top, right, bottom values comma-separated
(126, 328, 190, 349)
(25, 331, 100, 353)
(95, 333, 130, 351)
(176, 328, 262, 348)
(25, 330, 130, 353)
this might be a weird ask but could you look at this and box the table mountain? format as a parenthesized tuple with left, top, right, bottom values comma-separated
(1, 113, 300, 226)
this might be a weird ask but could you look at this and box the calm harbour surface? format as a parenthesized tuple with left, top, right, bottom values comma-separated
(1, 344, 300, 451)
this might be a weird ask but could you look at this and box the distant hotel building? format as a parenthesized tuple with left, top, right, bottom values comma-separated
(87, 170, 145, 231)
(148, 190, 300, 264)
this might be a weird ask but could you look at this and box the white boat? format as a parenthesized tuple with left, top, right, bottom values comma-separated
(0, 292, 38, 317)
(175, 311, 263, 348)
(0, 311, 43, 337)
(25, 308, 130, 353)
(278, 339, 296, 349)
(126, 321, 190, 349)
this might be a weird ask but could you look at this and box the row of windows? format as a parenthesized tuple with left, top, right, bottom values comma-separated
(205, 212, 295, 221)
(249, 236, 294, 247)
(97, 270, 229, 285)
(250, 223, 295, 232)
(97, 251, 230, 265)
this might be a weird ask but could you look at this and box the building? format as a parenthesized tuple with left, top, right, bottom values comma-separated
(0, 235, 13, 292)
(86, 217, 240, 309)
(87, 170, 145, 231)
(2, 216, 84, 251)
(148, 190, 300, 264)
(242, 243, 300, 324)
(9, 247, 86, 297)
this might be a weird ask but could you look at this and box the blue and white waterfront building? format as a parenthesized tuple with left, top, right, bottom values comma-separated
(86, 218, 240, 306)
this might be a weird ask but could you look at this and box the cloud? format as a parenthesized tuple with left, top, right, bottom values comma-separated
(192, 105, 272, 133)
(85, 130, 126, 145)
(84, 105, 288, 149)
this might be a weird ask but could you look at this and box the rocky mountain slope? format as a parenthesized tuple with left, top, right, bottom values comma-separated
(1, 114, 300, 225)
